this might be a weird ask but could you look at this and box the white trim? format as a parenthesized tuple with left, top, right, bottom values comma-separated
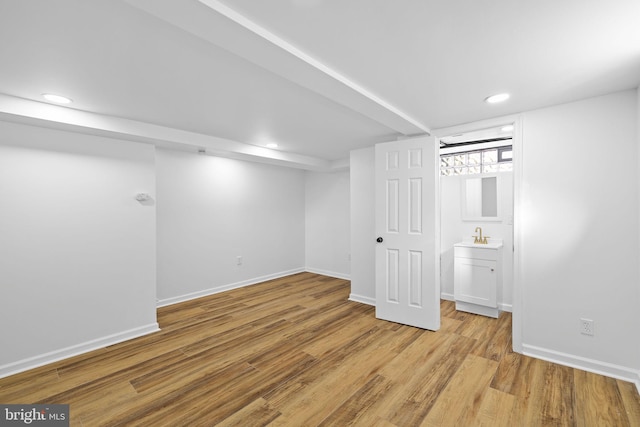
(441, 292, 455, 301)
(348, 293, 376, 306)
(304, 267, 350, 281)
(156, 268, 305, 307)
(0, 323, 160, 379)
(511, 115, 524, 353)
(499, 302, 513, 313)
(433, 115, 521, 139)
(523, 344, 640, 391)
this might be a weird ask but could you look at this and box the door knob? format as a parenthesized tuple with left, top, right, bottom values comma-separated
(376, 237, 383, 243)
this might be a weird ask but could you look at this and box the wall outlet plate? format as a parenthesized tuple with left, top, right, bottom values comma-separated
(580, 318, 594, 336)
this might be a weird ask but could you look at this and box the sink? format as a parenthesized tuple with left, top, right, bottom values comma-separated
(454, 240, 503, 249)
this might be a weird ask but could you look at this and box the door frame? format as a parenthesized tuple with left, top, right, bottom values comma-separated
(433, 114, 523, 353)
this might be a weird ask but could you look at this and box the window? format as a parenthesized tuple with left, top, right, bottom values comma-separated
(440, 145, 512, 176)
(498, 146, 513, 162)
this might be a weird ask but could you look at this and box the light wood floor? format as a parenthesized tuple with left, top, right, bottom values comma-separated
(1, 273, 639, 426)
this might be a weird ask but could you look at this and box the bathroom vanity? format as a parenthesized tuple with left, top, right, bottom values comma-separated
(454, 241, 503, 318)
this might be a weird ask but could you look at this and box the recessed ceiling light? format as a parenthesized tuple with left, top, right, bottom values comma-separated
(266, 143, 278, 149)
(42, 93, 72, 104)
(501, 125, 514, 132)
(485, 93, 510, 104)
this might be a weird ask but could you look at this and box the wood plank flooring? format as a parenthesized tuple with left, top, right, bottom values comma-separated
(1, 272, 639, 426)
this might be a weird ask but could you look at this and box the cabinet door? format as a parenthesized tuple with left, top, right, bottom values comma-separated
(454, 258, 497, 307)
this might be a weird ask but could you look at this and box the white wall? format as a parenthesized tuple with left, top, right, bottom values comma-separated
(349, 147, 376, 304)
(0, 121, 158, 377)
(440, 173, 514, 310)
(433, 92, 640, 387)
(155, 148, 305, 305)
(305, 170, 350, 279)
(520, 90, 639, 381)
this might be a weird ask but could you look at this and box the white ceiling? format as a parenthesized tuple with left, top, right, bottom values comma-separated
(0, 0, 638, 168)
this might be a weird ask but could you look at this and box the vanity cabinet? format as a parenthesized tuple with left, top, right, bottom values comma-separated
(454, 243, 502, 318)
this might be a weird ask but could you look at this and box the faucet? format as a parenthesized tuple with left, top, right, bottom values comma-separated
(473, 227, 490, 244)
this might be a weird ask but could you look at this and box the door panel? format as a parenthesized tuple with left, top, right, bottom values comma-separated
(386, 249, 400, 302)
(387, 179, 399, 233)
(375, 136, 440, 330)
(409, 178, 422, 234)
(408, 250, 422, 307)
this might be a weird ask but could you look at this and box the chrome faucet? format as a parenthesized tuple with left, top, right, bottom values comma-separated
(473, 227, 490, 244)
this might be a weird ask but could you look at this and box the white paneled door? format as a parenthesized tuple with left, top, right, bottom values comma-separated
(375, 136, 440, 330)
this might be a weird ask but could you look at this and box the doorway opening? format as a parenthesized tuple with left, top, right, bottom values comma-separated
(437, 122, 519, 347)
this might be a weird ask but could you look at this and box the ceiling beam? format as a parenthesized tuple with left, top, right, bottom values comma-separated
(123, 0, 430, 136)
(0, 94, 333, 171)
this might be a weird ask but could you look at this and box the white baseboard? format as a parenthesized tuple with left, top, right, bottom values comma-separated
(0, 323, 159, 380)
(348, 293, 375, 306)
(441, 292, 455, 301)
(523, 344, 640, 393)
(157, 268, 305, 307)
(304, 267, 350, 281)
(499, 302, 513, 312)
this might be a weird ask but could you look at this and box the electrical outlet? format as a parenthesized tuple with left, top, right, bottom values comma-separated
(580, 318, 594, 336)
(236, 256, 242, 266)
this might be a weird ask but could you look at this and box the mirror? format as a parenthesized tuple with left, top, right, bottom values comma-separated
(462, 175, 500, 220)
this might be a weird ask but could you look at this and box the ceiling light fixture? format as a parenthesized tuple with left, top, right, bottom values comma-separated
(484, 93, 510, 104)
(42, 93, 73, 104)
(266, 143, 278, 149)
